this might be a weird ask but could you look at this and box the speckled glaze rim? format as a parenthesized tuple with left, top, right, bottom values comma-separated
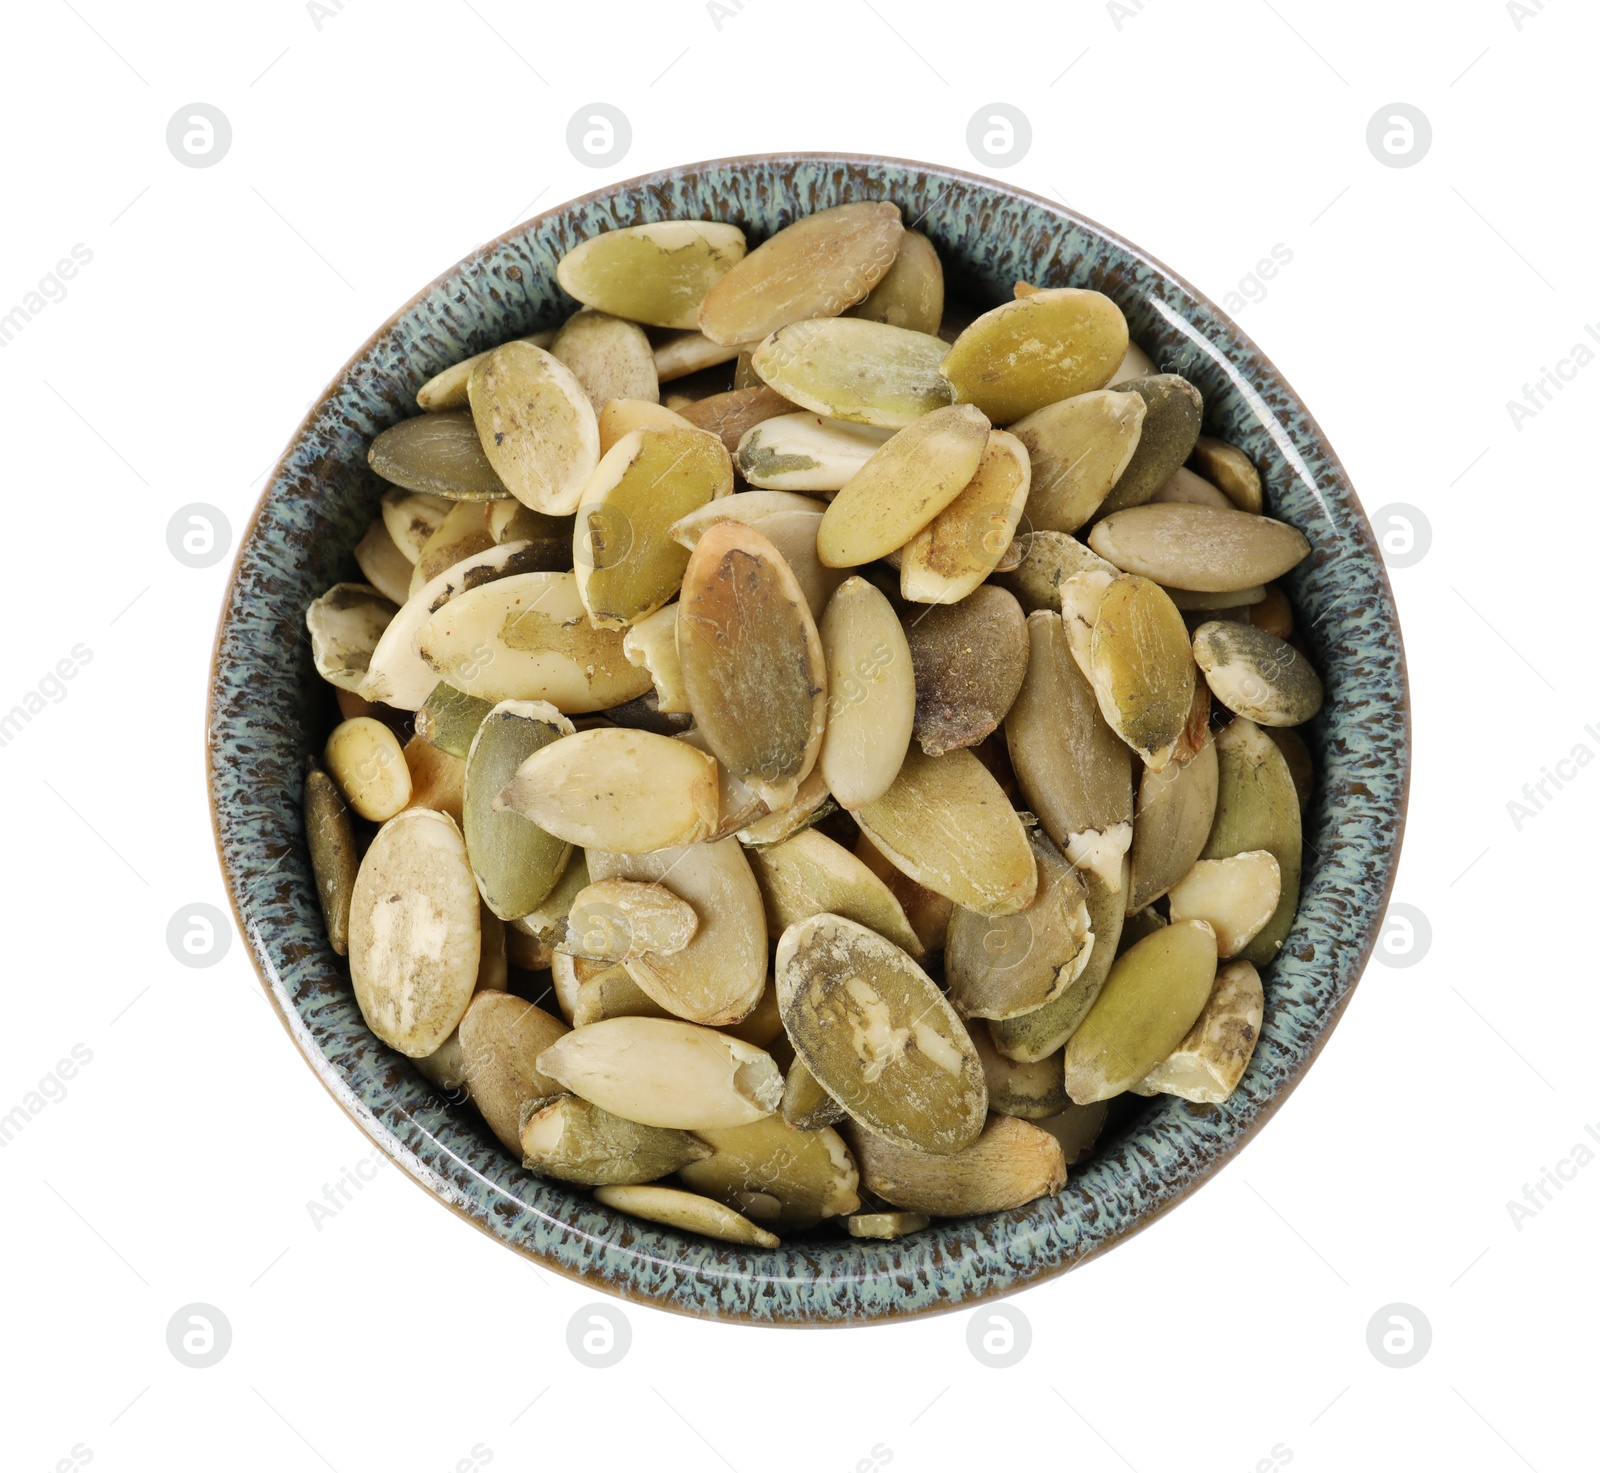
(207, 153, 1409, 1326)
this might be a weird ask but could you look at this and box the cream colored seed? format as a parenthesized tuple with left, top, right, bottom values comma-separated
(324, 717, 411, 821)
(562, 878, 699, 961)
(592, 1184, 781, 1248)
(1134, 958, 1264, 1103)
(1165, 850, 1282, 958)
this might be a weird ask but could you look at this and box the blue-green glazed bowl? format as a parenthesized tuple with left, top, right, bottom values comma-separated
(207, 153, 1409, 1325)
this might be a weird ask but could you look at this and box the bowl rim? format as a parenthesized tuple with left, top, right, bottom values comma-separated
(207, 150, 1410, 1325)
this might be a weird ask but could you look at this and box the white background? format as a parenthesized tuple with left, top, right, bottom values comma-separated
(2, 1, 1595, 1469)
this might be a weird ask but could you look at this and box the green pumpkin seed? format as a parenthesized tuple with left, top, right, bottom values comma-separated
(570, 961, 674, 1027)
(370, 412, 512, 501)
(904, 585, 1028, 758)
(551, 310, 659, 412)
(354, 518, 414, 605)
(734, 411, 894, 491)
(698, 201, 903, 346)
(746, 828, 923, 958)
(781, 1054, 846, 1130)
(1266, 725, 1314, 811)
(1192, 620, 1324, 726)
(595, 398, 693, 455)
(1089, 503, 1311, 592)
(306, 583, 397, 694)
(468, 341, 599, 515)
(1034, 1101, 1108, 1167)
(381, 487, 453, 561)
(592, 1183, 781, 1247)
(485, 501, 577, 561)
(818, 576, 915, 806)
(847, 1211, 930, 1239)
(305, 761, 358, 955)
(679, 1115, 861, 1229)
(1094, 375, 1204, 516)
(1152, 465, 1234, 510)
(847, 1114, 1066, 1215)
(520, 1095, 711, 1186)
(508, 850, 590, 949)
(676, 725, 770, 840)
(992, 529, 1116, 614)
(776, 912, 986, 1155)
(671, 491, 842, 619)
(1009, 389, 1146, 532)
(1189, 435, 1264, 514)
(1166, 850, 1282, 958)
(1133, 958, 1263, 1103)
(1088, 574, 1196, 770)
(416, 683, 494, 759)
(966, 1021, 1069, 1118)
(844, 227, 943, 334)
(900, 429, 1031, 605)
(1127, 730, 1219, 912)
(457, 991, 569, 1153)
(941, 288, 1129, 424)
(751, 317, 953, 428)
(556, 219, 747, 329)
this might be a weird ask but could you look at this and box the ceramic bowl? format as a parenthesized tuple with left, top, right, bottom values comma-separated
(207, 153, 1409, 1325)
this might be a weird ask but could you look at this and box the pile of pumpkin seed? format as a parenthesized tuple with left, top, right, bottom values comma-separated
(302, 202, 1321, 1249)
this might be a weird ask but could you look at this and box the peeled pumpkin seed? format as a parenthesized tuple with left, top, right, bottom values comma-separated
(305, 762, 358, 955)
(414, 332, 556, 413)
(621, 602, 690, 714)
(967, 1021, 1069, 1119)
(381, 487, 453, 562)
(945, 833, 1093, 1020)
(676, 385, 796, 455)
(587, 840, 768, 1026)
(414, 569, 651, 711)
(1192, 620, 1324, 727)
(776, 913, 986, 1155)
(464, 700, 573, 919)
(1088, 574, 1197, 770)
(468, 341, 600, 515)
(1202, 716, 1302, 965)
(409, 501, 496, 596)
(734, 763, 833, 847)
(853, 831, 953, 959)
(485, 503, 577, 565)
(571, 962, 674, 1027)
(1090, 503, 1311, 593)
(575, 425, 733, 629)
(596, 397, 693, 455)
(537, 1017, 782, 1129)
(697, 201, 903, 346)
(349, 808, 482, 1057)
(818, 576, 914, 807)
(496, 727, 718, 852)
(416, 683, 493, 759)
(856, 745, 1036, 917)
(1035, 1100, 1109, 1167)
(1167, 850, 1282, 958)
(520, 1095, 710, 1185)
(457, 991, 569, 1153)
(1133, 958, 1264, 1103)
(735, 412, 895, 492)
(562, 878, 698, 961)
(1189, 435, 1264, 514)
(900, 429, 1031, 604)
(324, 716, 411, 821)
(679, 1115, 861, 1228)
(654, 331, 748, 382)
(844, 227, 943, 334)
(751, 318, 953, 427)
(1059, 566, 1114, 677)
(902, 587, 1028, 759)
(592, 1183, 781, 1247)
(1267, 725, 1313, 812)
(992, 529, 1116, 614)
(1128, 730, 1219, 912)
(941, 288, 1129, 424)
(1249, 583, 1293, 640)
(414, 1031, 469, 1094)
(746, 828, 923, 958)
(1010, 389, 1146, 532)
(354, 518, 414, 605)
(848, 1211, 930, 1239)
(556, 220, 747, 330)
(848, 1114, 1066, 1216)
(671, 492, 842, 620)
(678, 520, 827, 810)
(1093, 375, 1204, 517)
(676, 724, 769, 839)
(1165, 583, 1267, 611)
(370, 412, 511, 501)
(546, 951, 586, 1022)
(818, 403, 990, 568)
(306, 583, 397, 694)
(720, 977, 785, 1048)
(781, 1054, 846, 1130)
(403, 731, 466, 826)
(1153, 465, 1234, 511)
(551, 310, 659, 412)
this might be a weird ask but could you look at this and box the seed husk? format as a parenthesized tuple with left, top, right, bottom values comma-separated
(987, 859, 1128, 1063)
(904, 585, 1029, 760)
(349, 808, 482, 1057)
(305, 762, 358, 955)
(847, 1211, 930, 1239)
(1152, 465, 1234, 510)
(1168, 850, 1282, 959)
(856, 746, 1037, 917)
(1189, 434, 1263, 514)
(679, 1115, 861, 1228)
(403, 731, 466, 826)
(414, 332, 557, 413)
(1088, 574, 1197, 770)
(818, 575, 915, 807)
(381, 487, 453, 562)
(900, 429, 1031, 605)
(561, 878, 699, 960)
(463, 700, 574, 919)
(536, 1016, 783, 1129)
(671, 491, 842, 619)
(468, 341, 600, 515)
(370, 411, 511, 501)
(967, 1021, 1069, 1118)
(324, 716, 412, 821)
(485, 502, 577, 562)
(1062, 917, 1218, 1103)
(1127, 731, 1219, 912)
(818, 403, 991, 568)
(354, 518, 414, 605)
(575, 425, 733, 630)
(675, 385, 797, 455)
(678, 519, 827, 810)
(409, 501, 496, 595)
(620, 602, 690, 714)
(844, 227, 943, 334)
(1266, 725, 1313, 811)
(751, 318, 953, 428)
(456, 991, 569, 1153)
(1094, 375, 1204, 516)
(570, 961, 674, 1027)
(1090, 503, 1311, 592)
(746, 828, 923, 958)
(504, 924, 552, 972)
(941, 288, 1129, 424)
(1033, 1101, 1108, 1166)
(654, 331, 748, 383)
(596, 397, 695, 455)
(946, 833, 1093, 1020)
(306, 583, 397, 694)
(519, 1094, 711, 1186)
(414, 569, 652, 711)
(592, 1183, 781, 1247)
(551, 310, 660, 412)
(992, 529, 1117, 614)
(848, 1114, 1066, 1216)
(1133, 958, 1264, 1103)
(781, 1054, 847, 1130)
(416, 683, 494, 759)
(557, 219, 747, 329)
(776, 913, 987, 1155)
(853, 831, 954, 958)
(697, 201, 904, 346)
(734, 412, 895, 492)
(1192, 620, 1324, 727)
(1202, 716, 1302, 964)
(1009, 389, 1146, 532)
(587, 839, 768, 1026)
(496, 727, 719, 852)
